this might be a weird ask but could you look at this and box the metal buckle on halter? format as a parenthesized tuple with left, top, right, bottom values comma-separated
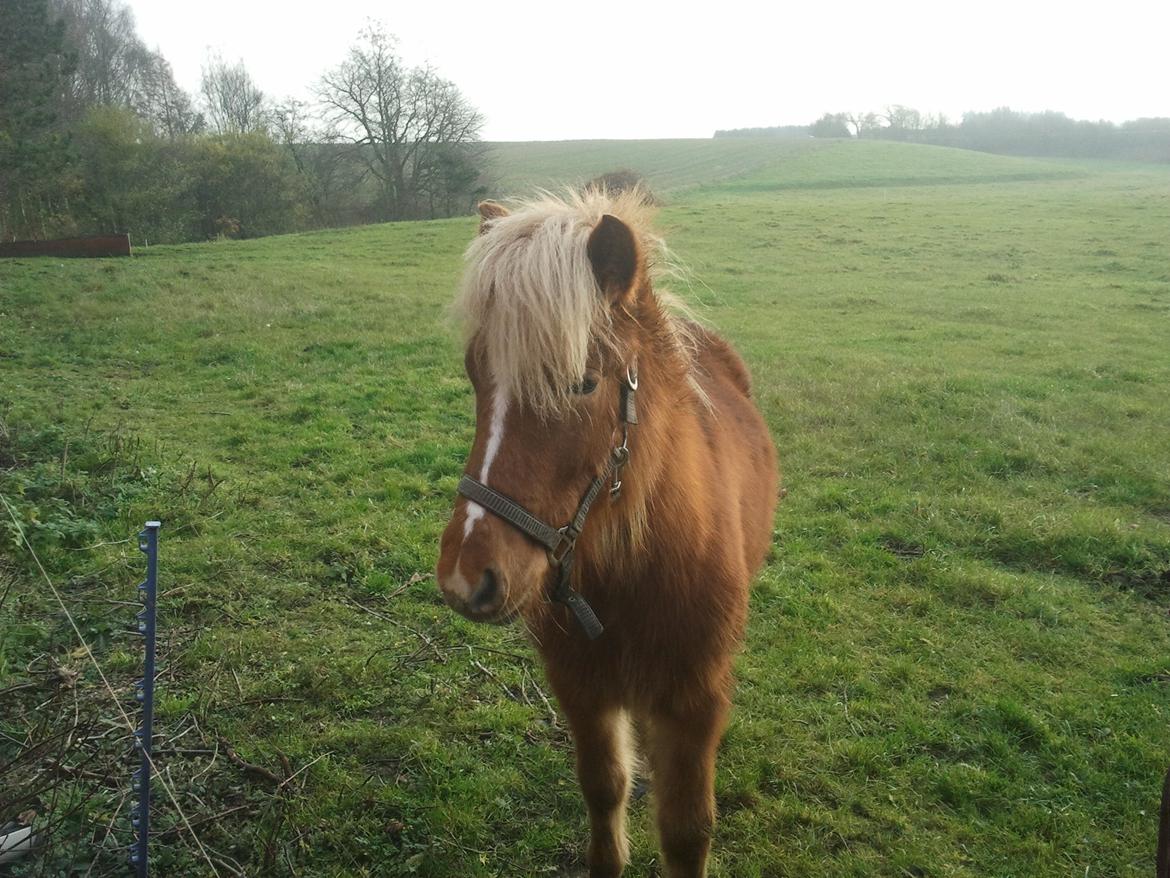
(548, 526, 577, 565)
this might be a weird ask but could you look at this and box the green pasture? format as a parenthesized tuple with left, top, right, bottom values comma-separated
(2, 140, 1169, 876)
(484, 137, 797, 195)
(484, 137, 1077, 196)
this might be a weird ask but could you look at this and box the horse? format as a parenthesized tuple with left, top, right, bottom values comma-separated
(435, 186, 780, 877)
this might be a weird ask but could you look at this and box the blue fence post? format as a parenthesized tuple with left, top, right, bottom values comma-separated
(130, 521, 160, 878)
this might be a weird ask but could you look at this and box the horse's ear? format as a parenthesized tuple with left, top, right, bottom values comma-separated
(477, 201, 509, 235)
(587, 214, 638, 302)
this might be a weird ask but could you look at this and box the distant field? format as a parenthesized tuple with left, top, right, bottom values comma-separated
(484, 137, 815, 195)
(2, 142, 1170, 876)
(484, 137, 1079, 198)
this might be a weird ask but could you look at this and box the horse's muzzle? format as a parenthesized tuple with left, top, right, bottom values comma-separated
(437, 565, 516, 624)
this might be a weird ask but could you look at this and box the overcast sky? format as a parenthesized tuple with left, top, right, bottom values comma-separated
(126, 0, 1169, 141)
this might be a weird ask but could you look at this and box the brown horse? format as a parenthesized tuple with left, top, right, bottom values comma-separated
(436, 187, 779, 877)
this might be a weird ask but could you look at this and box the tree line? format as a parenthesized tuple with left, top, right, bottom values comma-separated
(0, 0, 490, 243)
(717, 107, 1170, 162)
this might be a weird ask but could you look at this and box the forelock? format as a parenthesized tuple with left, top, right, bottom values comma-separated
(455, 188, 657, 415)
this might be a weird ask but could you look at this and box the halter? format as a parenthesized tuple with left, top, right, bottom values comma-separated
(455, 364, 639, 640)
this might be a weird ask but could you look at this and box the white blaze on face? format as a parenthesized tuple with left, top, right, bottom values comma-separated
(462, 384, 508, 542)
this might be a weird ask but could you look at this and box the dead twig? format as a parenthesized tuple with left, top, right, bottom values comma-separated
(66, 538, 131, 552)
(472, 659, 511, 699)
(156, 804, 251, 842)
(346, 598, 446, 664)
(384, 571, 432, 600)
(275, 751, 329, 793)
(44, 757, 115, 785)
(461, 644, 532, 663)
(218, 737, 283, 787)
(527, 670, 560, 728)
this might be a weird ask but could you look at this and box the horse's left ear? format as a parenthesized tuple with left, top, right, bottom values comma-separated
(477, 201, 509, 235)
(587, 214, 638, 302)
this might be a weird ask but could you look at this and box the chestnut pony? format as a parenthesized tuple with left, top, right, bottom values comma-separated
(436, 188, 779, 877)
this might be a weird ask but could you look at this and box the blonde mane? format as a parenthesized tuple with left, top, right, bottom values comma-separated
(456, 187, 694, 417)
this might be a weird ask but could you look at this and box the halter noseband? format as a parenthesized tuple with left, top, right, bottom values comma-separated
(455, 364, 639, 640)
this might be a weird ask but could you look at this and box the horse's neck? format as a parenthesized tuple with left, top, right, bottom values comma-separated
(585, 359, 709, 581)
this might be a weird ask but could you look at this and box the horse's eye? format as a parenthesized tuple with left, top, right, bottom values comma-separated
(572, 375, 598, 395)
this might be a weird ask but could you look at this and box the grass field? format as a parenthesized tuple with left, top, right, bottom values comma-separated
(484, 138, 804, 195)
(2, 140, 1170, 876)
(483, 138, 1079, 197)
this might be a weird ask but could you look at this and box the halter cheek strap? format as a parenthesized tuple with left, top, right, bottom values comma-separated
(455, 365, 638, 640)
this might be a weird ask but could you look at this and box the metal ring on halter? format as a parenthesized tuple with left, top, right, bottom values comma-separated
(626, 364, 638, 390)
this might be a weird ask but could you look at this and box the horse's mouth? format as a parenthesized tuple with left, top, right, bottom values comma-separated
(463, 604, 520, 626)
(443, 589, 526, 626)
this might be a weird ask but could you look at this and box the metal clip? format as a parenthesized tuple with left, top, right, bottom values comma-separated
(610, 434, 630, 500)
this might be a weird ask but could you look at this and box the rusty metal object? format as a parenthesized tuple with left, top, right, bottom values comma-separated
(0, 234, 131, 258)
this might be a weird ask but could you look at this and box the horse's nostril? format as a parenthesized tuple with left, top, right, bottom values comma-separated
(469, 568, 501, 614)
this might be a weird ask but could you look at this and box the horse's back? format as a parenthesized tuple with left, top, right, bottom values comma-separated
(688, 322, 754, 398)
(688, 322, 780, 578)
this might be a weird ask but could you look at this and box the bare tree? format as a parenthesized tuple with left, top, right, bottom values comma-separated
(138, 52, 202, 138)
(52, 0, 145, 111)
(270, 97, 355, 224)
(844, 111, 881, 139)
(271, 99, 313, 160)
(810, 112, 850, 138)
(200, 53, 268, 135)
(316, 23, 485, 220)
(51, 0, 198, 133)
(881, 104, 924, 139)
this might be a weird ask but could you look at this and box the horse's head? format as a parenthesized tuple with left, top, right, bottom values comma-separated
(436, 193, 652, 625)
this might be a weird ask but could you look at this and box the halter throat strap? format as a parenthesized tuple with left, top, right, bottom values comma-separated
(454, 364, 638, 640)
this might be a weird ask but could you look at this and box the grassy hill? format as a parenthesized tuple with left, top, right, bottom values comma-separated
(484, 137, 802, 195)
(484, 137, 1079, 198)
(2, 142, 1169, 876)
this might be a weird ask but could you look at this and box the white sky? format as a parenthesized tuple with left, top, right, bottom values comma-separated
(126, 0, 1170, 140)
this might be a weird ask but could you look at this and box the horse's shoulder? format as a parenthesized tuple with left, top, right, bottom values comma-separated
(687, 322, 753, 397)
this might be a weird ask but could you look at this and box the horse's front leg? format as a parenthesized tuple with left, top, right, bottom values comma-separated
(644, 694, 730, 878)
(560, 694, 634, 877)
